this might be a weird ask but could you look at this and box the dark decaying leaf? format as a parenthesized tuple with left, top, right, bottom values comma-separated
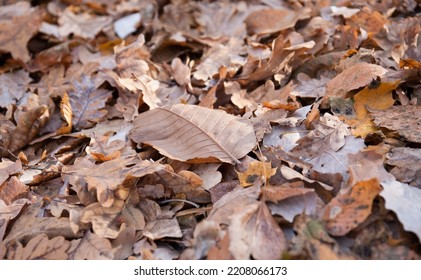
(130, 104, 256, 164)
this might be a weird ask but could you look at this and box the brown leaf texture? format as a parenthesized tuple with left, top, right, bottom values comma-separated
(129, 104, 256, 164)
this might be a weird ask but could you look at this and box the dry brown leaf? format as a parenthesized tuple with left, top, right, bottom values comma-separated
(69, 230, 114, 260)
(129, 104, 256, 164)
(62, 155, 163, 207)
(0, 198, 29, 241)
(69, 75, 113, 130)
(245, 8, 311, 35)
(323, 178, 382, 236)
(228, 200, 286, 260)
(0, 70, 32, 108)
(386, 147, 421, 185)
(323, 63, 387, 104)
(143, 218, 182, 240)
(6, 234, 70, 260)
(0, 159, 22, 186)
(58, 8, 112, 39)
(372, 105, 421, 143)
(0, 2, 43, 62)
(0, 177, 28, 205)
(56, 92, 73, 134)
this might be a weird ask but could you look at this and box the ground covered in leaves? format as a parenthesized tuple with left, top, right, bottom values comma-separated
(1, 0, 421, 260)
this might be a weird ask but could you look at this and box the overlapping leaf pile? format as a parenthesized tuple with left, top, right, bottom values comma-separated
(1, 0, 421, 260)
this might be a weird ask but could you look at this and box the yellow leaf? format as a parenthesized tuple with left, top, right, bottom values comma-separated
(349, 81, 399, 137)
(237, 161, 277, 187)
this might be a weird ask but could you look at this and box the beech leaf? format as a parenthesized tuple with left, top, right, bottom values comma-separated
(129, 104, 256, 164)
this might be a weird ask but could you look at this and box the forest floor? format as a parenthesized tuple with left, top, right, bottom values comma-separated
(1, 0, 421, 260)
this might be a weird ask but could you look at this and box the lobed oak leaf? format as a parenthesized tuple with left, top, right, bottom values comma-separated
(62, 156, 163, 207)
(323, 178, 382, 236)
(0, 198, 29, 241)
(0, 159, 22, 186)
(58, 9, 112, 39)
(129, 104, 256, 164)
(5, 234, 70, 260)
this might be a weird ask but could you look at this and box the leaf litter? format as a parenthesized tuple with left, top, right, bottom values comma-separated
(1, 0, 421, 260)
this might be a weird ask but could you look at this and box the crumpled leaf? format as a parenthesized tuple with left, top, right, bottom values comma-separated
(0, 2, 43, 62)
(0, 198, 29, 241)
(380, 180, 421, 241)
(5, 234, 70, 260)
(290, 72, 331, 98)
(143, 218, 182, 240)
(129, 104, 256, 164)
(372, 105, 421, 143)
(323, 178, 382, 236)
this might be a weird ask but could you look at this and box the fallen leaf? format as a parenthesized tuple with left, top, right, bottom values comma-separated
(58, 8, 112, 39)
(380, 180, 421, 241)
(69, 75, 113, 130)
(372, 105, 421, 143)
(0, 159, 22, 186)
(143, 218, 183, 240)
(69, 230, 114, 260)
(323, 178, 382, 236)
(5, 234, 70, 260)
(129, 104, 256, 164)
(236, 161, 276, 187)
(0, 70, 32, 108)
(245, 8, 311, 35)
(62, 155, 163, 207)
(0, 198, 29, 241)
(386, 147, 421, 185)
(228, 201, 286, 260)
(323, 63, 387, 104)
(0, 177, 28, 205)
(0, 2, 43, 62)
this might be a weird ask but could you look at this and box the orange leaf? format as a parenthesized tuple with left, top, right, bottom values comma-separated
(323, 178, 382, 236)
(236, 161, 276, 187)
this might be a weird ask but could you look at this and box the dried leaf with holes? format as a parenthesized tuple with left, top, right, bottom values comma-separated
(129, 104, 256, 164)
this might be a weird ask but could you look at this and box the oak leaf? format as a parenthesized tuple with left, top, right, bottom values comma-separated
(0, 176, 28, 205)
(0, 159, 22, 186)
(129, 104, 256, 164)
(58, 9, 112, 39)
(62, 156, 163, 207)
(0, 70, 32, 108)
(6, 234, 70, 260)
(386, 147, 421, 185)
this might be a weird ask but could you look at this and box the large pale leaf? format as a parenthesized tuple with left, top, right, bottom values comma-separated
(129, 104, 256, 164)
